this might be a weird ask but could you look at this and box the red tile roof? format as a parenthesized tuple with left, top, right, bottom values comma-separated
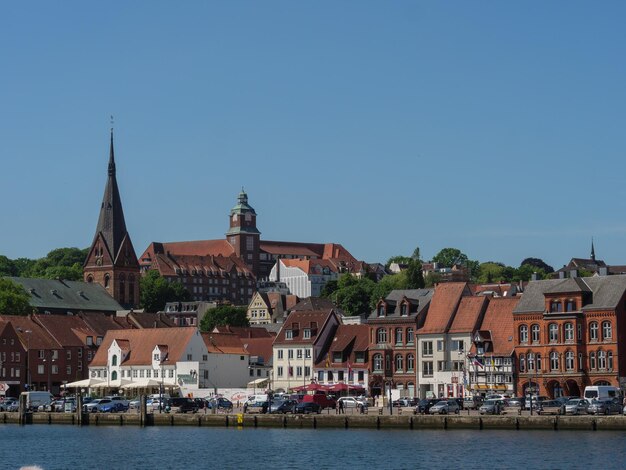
(418, 283, 469, 334)
(476, 298, 519, 356)
(141, 240, 235, 259)
(448, 296, 488, 334)
(241, 337, 274, 364)
(274, 309, 337, 345)
(202, 332, 248, 354)
(90, 327, 199, 366)
(212, 326, 274, 338)
(0, 315, 61, 350)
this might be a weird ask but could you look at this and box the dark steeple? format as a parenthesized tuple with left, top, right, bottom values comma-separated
(591, 237, 596, 262)
(95, 129, 128, 261)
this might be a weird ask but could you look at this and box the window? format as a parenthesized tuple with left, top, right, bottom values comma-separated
(564, 323, 574, 342)
(168, 370, 173, 378)
(578, 353, 583, 371)
(286, 330, 293, 340)
(550, 352, 559, 371)
(377, 305, 385, 317)
(589, 352, 596, 369)
(519, 354, 525, 372)
(550, 300, 562, 312)
(437, 361, 447, 372)
(333, 352, 342, 363)
(451, 340, 464, 352)
(565, 351, 574, 370)
(549, 323, 558, 343)
(602, 321, 612, 341)
(288, 350, 294, 359)
(377, 328, 387, 344)
(38, 350, 45, 359)
(395, 328, 403, 345)
(305, 349, 311, 359)
(407, 354, 415, 371)
(358, 371, 364, 382)
(202, 355, 208, 361)
(38, 365, 44, 374)
(296, 367, 302, 377)
(317, 370, 324, 381)
(528, 354, 534, 371)
(422, 341, 433, 357)
(608, 351, 614, 370)
(519, 325, 528, 343)
(578, 324, 582, 341)
(277, 367, 283, 377)
(297, 349, 303, 359)
(531, 324, 540, 343)
(395, 354, 403, 371)
(373, 354, 383, 371)
(437, 340, 445, 352)
(407, 328, 414, 344)
(422, 361, 433, 377)
(303, 329, 311, 339)
(305, 366, 311, 377)
(277, 350, 283, 360)
(536, 354, 542, 371)
(187, 354, 192, 361)
(66, 350, 72, 360)
(589, 322, 599, 341)
(112, 355, 118, 366)
(566, 299, 576, 312)
(598, 350, 607, 369)
(52, 365, 58, 374)
(400, 304, 408, 316)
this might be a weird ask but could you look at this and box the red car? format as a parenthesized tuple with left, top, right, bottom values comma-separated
(302, 392, 336, 410)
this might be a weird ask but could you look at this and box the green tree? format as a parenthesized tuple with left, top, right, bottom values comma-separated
(0, 256, 18, 277)
(320, 280, 339, 299)
(405, 259, 425, 289)
(13, 258, 37, 277)
(385, 256, 412, 269)
(424, 271, 442, 287)
(0, 278, 32, 315)
(139, 270, 190, 312)
(370, 273, 407, 306)
(200, 305, 249, 332)
(520, 257, 554, 274)
(432, 248, 467, 268)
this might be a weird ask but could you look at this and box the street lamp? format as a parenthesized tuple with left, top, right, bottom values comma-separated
(17, 328, 32, 392)
(385, 380, 393, 416)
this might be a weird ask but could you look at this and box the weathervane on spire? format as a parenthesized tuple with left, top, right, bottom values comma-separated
(110, 115, 114, 132)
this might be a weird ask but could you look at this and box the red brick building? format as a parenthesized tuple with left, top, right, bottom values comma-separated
(513, 275, 626, 398)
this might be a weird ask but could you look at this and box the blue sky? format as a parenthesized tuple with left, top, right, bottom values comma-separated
(1, 1, 625, 270)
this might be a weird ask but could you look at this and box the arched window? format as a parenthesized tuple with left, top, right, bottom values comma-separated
(377, 328, 387, 344)
(589, 352, 596, 369)
(564, 323, 574, 342)
(112, 355, 118, 366)
(104, 274, 110, 289)
(565, 351, 574, 370)
(407, 354, 415, 371)
(602, 321, 612, 340)
(519, 325, 528, 343)
(608, 351, 614, 370)
(406, 328, 414, 344)
(549, 323, 558, 343)
(531, 324, 540, 343)
(373, 354, 383, 371)
(589, 322, 599, 341)
(536, 353, 542, 371)
(598, 350, 607, 369)
(395, 354, 404, 371)
(550, 352, 559, 371)
(395, 328, 403, 345)
(519, 354, 526, 372)
(86, 275, 94, 283)
(111, 371, 117, 381)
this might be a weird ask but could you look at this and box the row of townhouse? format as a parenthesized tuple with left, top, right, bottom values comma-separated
(271, 274, 626, 401)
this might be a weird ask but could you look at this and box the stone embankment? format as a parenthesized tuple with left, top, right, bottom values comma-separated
(3, 412, 626, 431)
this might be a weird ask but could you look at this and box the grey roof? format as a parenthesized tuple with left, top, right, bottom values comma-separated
(514, 275, 626, 314)
(7, 277, 123, 313)
(544, 277, 591, 295)
(368, 288, 434, 319)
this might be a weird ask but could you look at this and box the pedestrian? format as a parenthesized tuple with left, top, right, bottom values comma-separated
(339, 399, 344, 414)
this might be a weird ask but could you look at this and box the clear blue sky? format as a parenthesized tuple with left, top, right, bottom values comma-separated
(2, 1, 625, 270)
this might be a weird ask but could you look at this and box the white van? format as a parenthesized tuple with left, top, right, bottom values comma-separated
(246, 394, 268, 404)
(21, 391, 54, 411)
(583, 386, 620, 404)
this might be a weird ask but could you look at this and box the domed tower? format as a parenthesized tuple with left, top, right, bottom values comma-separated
(83, 130, 140, 309)
(226, 188, 261, 276)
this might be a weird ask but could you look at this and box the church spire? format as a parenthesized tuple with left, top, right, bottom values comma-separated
(108, 128, 116, 176)
(591, 237, 596, 261)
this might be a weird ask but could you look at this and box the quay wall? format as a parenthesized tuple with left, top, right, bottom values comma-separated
(3, 412, 626, 431)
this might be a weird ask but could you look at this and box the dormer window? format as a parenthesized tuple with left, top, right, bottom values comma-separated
(550, 300, 562, 313)
(303, 329, 311, 339)
(400, 304, 408, 316)
(378, 305, 385, 317)
(86, 336, 93, 346)
(286, 330, 293, 340)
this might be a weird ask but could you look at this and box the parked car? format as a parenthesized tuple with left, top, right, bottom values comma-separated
(294, 402, 321, 414)
(525, 396, 548, 410)
(270, 399, 298, 414)
(165, 397, 198, 414)
(105, 396, 129, 408)
(506, 397, 524, 408)
(537, 400, 564, 415)
(462, 396, 483, 410)
(83, 399, 105, 413)
(6, 401, 19, 412)
(429, 400, 460, 415)
(302, 393, 336, 410)
(479, 399, 503, 415)
(97, 399, 127, 413)
(588, 398, 622, 415)
(129, 398, 142, 410)
(337, 397, 367, 409)
(0, 399, 17, 412)
(245, 401, 269, 414)
(564, 399, 589, 415)
(414, 398, 439, 415)
(393, 398, 417, 408)
(41, 400, 65, 412)
(207, 397, 233, 412)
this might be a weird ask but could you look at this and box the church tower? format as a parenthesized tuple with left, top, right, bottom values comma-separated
(83, 130, 140, 309)
(226, 189, 261, 276)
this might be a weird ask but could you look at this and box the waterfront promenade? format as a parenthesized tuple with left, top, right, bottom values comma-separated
(4, 408, 626, 431)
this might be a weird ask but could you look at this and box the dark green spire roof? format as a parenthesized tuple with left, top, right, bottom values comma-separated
(230, 187, 257, 215)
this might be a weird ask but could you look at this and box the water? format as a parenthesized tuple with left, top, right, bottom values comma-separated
(1, 425, 625, 470)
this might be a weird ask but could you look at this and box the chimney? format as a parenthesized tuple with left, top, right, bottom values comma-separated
(531, 272, 538, 281)
(559, 271, 565, 279)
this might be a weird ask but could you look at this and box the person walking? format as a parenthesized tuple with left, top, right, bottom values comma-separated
(339, 399, 344, 415)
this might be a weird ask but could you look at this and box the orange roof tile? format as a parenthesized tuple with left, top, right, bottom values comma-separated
(477, 298, 519, 356)
(448, 296, 488, 334)
(418, 283, 469, 334)
(274, 310, 337, 345)
(241, 337, 274, 364)
(202, 332, 248, 354)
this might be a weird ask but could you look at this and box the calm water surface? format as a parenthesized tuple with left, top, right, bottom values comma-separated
(1, 424, 625, 470)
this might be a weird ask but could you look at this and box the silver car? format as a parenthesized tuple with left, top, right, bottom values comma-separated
(479, 399, 503, 415)
(429, 400, 460, 415)
(588, 398, 621, 415)
(564, 399, 588, 415)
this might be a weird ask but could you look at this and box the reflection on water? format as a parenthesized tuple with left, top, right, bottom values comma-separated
(2, 425, 626, 470)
